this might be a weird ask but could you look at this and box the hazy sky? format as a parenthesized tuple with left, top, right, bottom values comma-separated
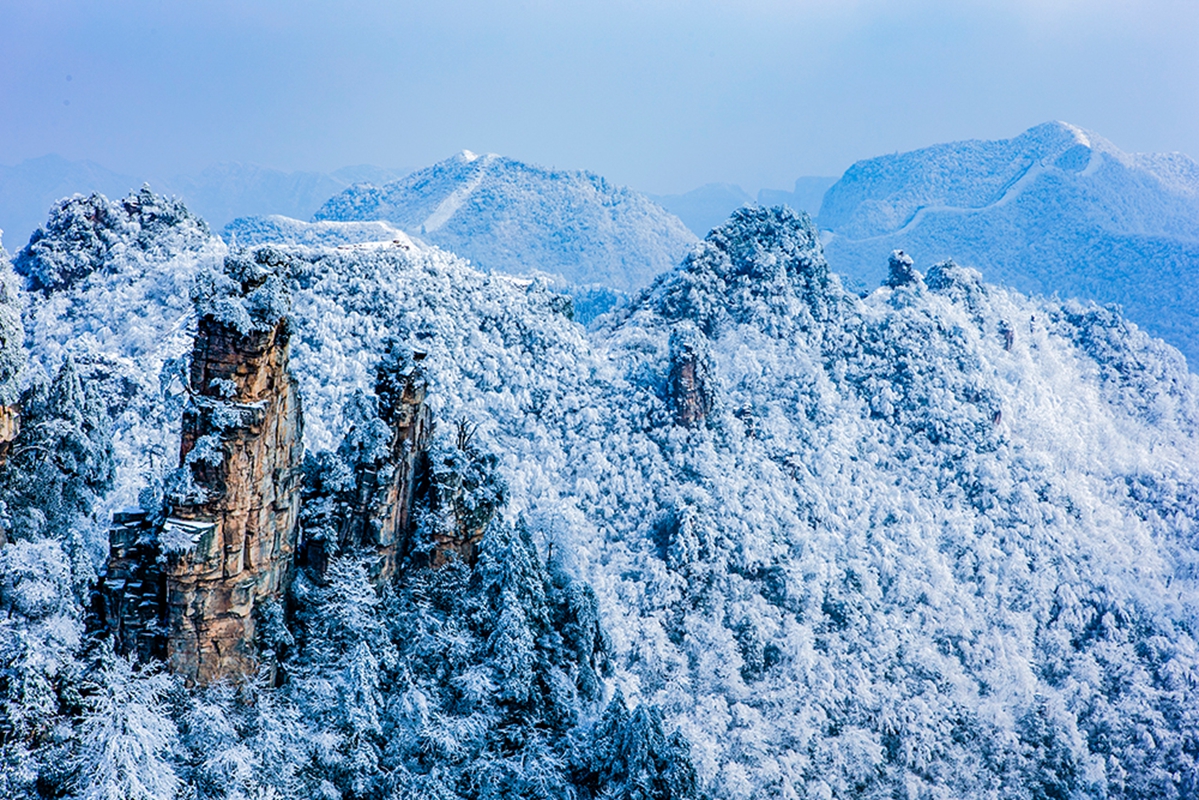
(2, 0, 1198, 194)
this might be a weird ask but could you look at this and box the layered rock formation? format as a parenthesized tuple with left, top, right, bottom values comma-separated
(165, 312, 303, 684)
(0, 405, 18, 467)
(94, 510, 167, 664)
(93, 248, 491, 683)
(303, 350, 434, 585)
(365, 352, 433, 579)
(667, 323, 715, 428)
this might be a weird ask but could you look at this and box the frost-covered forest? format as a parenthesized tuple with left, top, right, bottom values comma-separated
(819, 121, 1199, 368)
(2, 188, 1199, 799)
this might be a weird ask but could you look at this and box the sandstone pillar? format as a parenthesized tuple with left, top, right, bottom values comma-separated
(166, 315, 303, 684)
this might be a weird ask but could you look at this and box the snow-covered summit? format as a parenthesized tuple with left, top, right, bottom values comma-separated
(12, 190, 1199, 798)
(818, 121, 1199, 367)
(313, 151, 697, 292)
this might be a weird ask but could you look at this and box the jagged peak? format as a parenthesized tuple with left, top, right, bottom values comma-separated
(643, 205, 838, 337)
(13, 186, 215, 294)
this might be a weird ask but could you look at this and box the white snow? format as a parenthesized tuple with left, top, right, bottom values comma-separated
(17, 191, 1199, 798)
(313, 151, 697, 292)
(420, 154, 492, 233)
(820, 120, 1199, 367)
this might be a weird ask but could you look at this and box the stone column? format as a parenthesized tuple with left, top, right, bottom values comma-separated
(166, 316, 303, 685)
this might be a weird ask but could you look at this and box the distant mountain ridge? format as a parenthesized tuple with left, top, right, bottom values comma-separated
(0, 155, 141, 252)
(167, 162, 410, 229)
(0, 155, 409, 250)
(314, 150, 698, 292)
(818, 121, 1199, 366)
(649, 177, 837, 237)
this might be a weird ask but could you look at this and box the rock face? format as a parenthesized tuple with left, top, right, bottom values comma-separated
(668, 324, 715, 428)
(0, 405, 18, 467)
(369, 354, 433, 579)
(305, 351, 434, 585)
(91, 247, 482, 682)
(165, 314, 303, 684)
(94, 511, 167, 664)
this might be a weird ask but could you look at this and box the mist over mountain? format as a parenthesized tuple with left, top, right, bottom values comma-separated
(0, 156, 142, 252)
(0, 156, 409, 252)
(818, 121, 1199, 367)
(167, 163, 410, 229)
(649, 177, 837, 237)
(5, 188, 1199, 799)
(314, 150, 697, 293)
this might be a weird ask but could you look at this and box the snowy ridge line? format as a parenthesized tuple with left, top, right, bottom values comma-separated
(421, 153, 494, 233)
(834, 154, 1079, 242)
(314, 150, 696, 292)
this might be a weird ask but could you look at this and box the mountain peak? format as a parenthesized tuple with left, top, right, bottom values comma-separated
(313, 153, 696, 292)
(819, 121, 1199, 367)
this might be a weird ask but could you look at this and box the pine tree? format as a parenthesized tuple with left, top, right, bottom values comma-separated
(293, 556, 396, 799)
(583, 694, 699, 800)
(1, 356, 114, 587)
(71, 645, 181, 800)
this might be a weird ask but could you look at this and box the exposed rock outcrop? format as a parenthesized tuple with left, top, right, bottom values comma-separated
(165, 312, 303, 684)
(94, 510, 166, 664)
(668, 323, 715, 428)
(94, 251, 303, 684)
(93, 247, 493, 683)
(302, 349, 434, 585)
(0, 405, 18, 467)
(368, 350, 433, 579)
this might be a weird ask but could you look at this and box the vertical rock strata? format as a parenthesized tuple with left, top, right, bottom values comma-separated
(0, 405, 18, 467)
(92, 251, 480, 682)
(95, 510, 166, 664)
(668, 323, 715, 428)
(166, 315, 303, 684)
(369, 355, 432, 582)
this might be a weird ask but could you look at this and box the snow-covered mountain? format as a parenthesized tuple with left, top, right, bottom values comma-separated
(313, 150, 697, 292)
(9, 191, 1199, 798)
(819, 121, 1199, 367)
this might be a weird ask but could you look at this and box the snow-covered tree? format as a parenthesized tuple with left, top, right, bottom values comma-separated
(71, 645, 180, 800)
(0, 538, 80, 749)
(0, 252, 24, 407)
(14, 187, 210, 294)
(292, 555, 396, 799)
(1, 356, 114, 587)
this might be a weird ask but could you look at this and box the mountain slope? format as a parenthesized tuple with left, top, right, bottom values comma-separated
(165, 162, 410, 229)
(11, 195, 1199, 798)
(314, 150, 697, 292)
(819, 121, 1199, 368)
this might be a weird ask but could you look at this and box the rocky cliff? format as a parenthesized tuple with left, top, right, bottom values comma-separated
(301, 349, 434, 585)
(0, 405, 18, 467)
(164, 311, 303, 684)
(93, 249, 463, 683)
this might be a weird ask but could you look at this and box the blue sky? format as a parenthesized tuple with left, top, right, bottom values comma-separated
(2, 0, 1197, 194)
